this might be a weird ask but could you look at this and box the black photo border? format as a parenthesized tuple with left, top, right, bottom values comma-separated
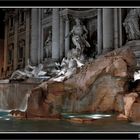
(0, 0, 140, 139)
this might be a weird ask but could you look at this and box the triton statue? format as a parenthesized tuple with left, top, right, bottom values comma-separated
(65, 18, 90, 55)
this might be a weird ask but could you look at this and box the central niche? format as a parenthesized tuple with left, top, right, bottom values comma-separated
(67, 9, 97, 58)
(43, 26, 52, 59)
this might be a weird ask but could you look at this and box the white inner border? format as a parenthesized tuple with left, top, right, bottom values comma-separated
(0, 6, 139, 134)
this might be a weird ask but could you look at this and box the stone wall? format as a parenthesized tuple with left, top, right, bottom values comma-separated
(0, 39, 4, 79)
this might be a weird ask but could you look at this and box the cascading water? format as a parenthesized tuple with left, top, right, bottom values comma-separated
(19, 92, 31, 112)
(0, 91, 8, 109)
(0, 83, 37, 119)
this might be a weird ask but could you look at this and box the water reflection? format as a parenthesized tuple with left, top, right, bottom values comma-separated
(61, 113, 112, 119)
(0, 110, 13, 121)
(0, 111, 139, 132)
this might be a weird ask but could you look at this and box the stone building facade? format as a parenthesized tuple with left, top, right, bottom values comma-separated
(30, 8, 97, 64)
(2, 8, 140, 79)
(0, 9, 4, 79)
(0, 39, 4, 79)
(3, 9, 31, 78)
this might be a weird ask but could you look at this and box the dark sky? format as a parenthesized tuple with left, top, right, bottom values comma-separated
(0, 9, 4, 39)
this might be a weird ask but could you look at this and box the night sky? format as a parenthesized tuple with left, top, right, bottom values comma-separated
(0, 9, 5, 39)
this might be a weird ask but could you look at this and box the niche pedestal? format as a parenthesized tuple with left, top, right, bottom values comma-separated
(125, 40, 140, 67)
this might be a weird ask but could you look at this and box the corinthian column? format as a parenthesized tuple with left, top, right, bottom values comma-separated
(52, 8, 60, 61)
(64, 15, 70, 57)
(13, 12, 18, 70)
(25, 10, 30, 66)
(31, 8, 39, 65)
(118, 8, 122, 47)
(114, 8, 119, 49)
(60, 15, 65, 60)
(97, 8, 103, 55)
(103, 8, 114, 53)
(4, 18, 8, 72)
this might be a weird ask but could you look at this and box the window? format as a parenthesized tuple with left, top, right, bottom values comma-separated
(18, 10, 25, 26)
(21, 12, 25, 23)
(18, 40, 25, 62)
(19, 11, 25, 25)
(9, 17, 14, 28)
(18, 47, 24, 60)
(8, 44, 14, 64)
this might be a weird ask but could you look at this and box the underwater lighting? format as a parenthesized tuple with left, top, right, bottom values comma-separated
(63, 113, 112, 119)
(104, 115, 111, 117)
(4, 118, 10, 120)
(91, 116, 102, 119)
(84, 114, 111, 119)
(68, 115, 75, 118)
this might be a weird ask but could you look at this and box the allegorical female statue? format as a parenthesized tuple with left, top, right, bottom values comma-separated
(44, 30, 52, 58)
(123, 8, 140, 41)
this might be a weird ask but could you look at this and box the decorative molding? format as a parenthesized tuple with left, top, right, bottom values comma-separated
(61, 8, 97, 20)
(42, 8, 52, 18)
(18, 24, 26, 33)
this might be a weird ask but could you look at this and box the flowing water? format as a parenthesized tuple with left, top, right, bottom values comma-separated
(0, 83, 37, 110)
(0, 83, 140, 132)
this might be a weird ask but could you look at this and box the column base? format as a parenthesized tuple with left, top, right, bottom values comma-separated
(102, 48, 114, 54)
(97, 51, 102, 56)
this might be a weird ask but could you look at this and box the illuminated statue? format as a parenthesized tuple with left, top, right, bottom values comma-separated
(44, 30, 52, 58)
(123, 8, 140, 41)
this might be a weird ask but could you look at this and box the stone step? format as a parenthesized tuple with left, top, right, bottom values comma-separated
(132, 49, 140, 52)
(124, 40, 140, 51)
(125, 40, 140, 46)
(133, 51, 140, 56)
(123, 40, 140, 67)
(135, 57, 140, 66)
(131, 48, 140, 52)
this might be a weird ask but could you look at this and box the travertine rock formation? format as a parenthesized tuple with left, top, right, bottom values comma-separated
(11, 47, 137, 119)
(127, 80, 140, 122)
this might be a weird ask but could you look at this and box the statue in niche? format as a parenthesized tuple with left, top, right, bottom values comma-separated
(123, 8, 140, 41)
(65, 18, 90, 56)
(44, 30, 52, 58)
(18, 40, 25, 62)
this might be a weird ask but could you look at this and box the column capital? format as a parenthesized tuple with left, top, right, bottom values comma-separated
(63, 14, 73, 21)
(43, 8, 52, 16)
(63, 14, 69, 21)
(53, 8, 59, 10)
(97, 8, 103, 55)
(3, 16, 9, 24)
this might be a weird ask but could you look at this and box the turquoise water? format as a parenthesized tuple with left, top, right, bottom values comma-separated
(0, 111, 140, 132)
